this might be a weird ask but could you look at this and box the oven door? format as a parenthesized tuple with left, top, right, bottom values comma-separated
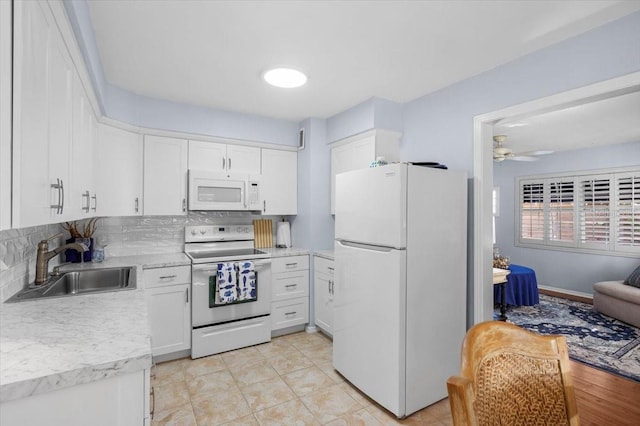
(192, 259, 271, 327)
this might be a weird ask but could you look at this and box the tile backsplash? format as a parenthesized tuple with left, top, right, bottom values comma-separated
(0, 224, 62, 302)
(1, 212, 280, 302)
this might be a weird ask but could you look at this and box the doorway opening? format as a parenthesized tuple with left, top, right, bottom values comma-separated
(471, 71, 640, 325)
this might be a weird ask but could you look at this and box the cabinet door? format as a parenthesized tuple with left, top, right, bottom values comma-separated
(69, 73, 96, 219)
(314, 257, 334, 335)
(330, 136, 375, 214)
(96, 124, 143, 216)
(0, 0, 12, 230)
(226, 145, 261, 174)
(143, 135, 187, 215)
(147, 283, 191, 357)
(188, 140, 226, 172)
(261, 149, 297, 215)
(47, 27, 73, 222)
(12, 0, 52, 227)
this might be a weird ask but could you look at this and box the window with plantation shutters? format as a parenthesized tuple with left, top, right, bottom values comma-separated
(517, 167, 639, 256)
(548, 180, 574, 245)
(615, 172, 640, 252)
(520, 181, 544, 241)
(578, 176, 610, 249)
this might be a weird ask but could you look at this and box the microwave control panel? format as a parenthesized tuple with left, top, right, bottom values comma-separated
(248, 180, 261, 208)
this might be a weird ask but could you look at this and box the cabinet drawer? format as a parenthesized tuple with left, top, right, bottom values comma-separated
(271, 255, 309, 274)
(271, 298, 309, 330)
(144, 265, 191, 288)
(314, 256, 334, 276)
(272, 270, 309, 301)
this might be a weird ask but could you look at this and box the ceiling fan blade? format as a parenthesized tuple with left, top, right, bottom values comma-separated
(509, 155, 539, 162)
(515, 150, 554, 156)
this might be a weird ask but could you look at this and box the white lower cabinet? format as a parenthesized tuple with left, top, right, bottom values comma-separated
(271, 255, 310, 334)
(0, 369, 150, 426)
(144, 265, 191, 359)
(314, 255, 335, 336)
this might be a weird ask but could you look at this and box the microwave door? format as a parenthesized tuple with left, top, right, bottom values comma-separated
(189, 175, 246, 211)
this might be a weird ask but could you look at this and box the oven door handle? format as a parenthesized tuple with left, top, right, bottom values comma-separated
(191, 259, 271, 271)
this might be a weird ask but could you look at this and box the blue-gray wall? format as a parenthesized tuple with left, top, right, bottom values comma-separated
(399, 11, 640, 310)
(494, 142, 640, 294)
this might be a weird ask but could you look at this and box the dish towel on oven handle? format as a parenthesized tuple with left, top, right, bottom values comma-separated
(236, 261, 257, 301)
(217, 262, 237, 304)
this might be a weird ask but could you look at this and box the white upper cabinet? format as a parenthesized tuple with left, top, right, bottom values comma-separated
(188, 140, 261, 175)
(261, 149, 297, 215)
(330, 129, 401, 214)
(143, 135, 188, 216)
(69, 73, 98, 219)
(96, 124, 143, 217)
(12, 0, 74, 227)
(0, 0, 12, 230)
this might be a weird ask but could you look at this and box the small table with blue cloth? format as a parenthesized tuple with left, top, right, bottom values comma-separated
(493, 264, 540, 306)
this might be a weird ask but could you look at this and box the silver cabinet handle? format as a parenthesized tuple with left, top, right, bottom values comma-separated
(285, 311, 297, 316)
(82, 190, 90, 213)
(159, 275, 177, 279)
(285, 284, 298, 288)
(285, 263, 298, 268)
(182, 198, 186, 212)
(328, 267, 334, 271)
(185, 288, 189, 303)
(59, 179, 64, 214)
(263, 200, 266, 213)
(135, 197, 139, 213)
(222, 157, 225, 169)
(51, 178, 63, 213)
(91, 194, 97, 212)
(328, 280, 331, 294)
(150, 386, 155, 419)
(228, 157, 231, 170)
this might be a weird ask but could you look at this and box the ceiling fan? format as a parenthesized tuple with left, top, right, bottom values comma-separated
(493, 135, 553, 162)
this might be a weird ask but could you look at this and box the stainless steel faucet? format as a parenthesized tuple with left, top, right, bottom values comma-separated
(35, 233, 88, 284)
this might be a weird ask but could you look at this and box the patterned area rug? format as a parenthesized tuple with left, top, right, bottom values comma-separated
(502, 294, 640, 382)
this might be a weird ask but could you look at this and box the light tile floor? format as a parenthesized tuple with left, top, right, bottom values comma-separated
(151, 331, 453, 425)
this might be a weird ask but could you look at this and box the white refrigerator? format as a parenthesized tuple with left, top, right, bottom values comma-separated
(333, 163, 467, 418)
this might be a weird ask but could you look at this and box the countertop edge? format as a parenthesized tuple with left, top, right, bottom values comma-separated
(0, 354, 152, 403)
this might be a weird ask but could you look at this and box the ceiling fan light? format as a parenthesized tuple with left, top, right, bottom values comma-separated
(263, 68, 307, 88)
(494, 147, 512, 156)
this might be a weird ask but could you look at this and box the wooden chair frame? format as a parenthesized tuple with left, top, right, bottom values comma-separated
(447, 321, 579, 426)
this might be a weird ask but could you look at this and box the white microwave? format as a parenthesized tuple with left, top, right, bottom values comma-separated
(188, 170, 262, 211)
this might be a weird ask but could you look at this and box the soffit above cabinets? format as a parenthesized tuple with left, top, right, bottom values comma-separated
(85, 0, 640, 122)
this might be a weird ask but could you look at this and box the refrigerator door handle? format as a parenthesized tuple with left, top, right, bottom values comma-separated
(336, 240, 401, 253)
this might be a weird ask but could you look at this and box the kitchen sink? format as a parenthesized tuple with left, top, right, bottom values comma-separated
(6, 267, 136, 302)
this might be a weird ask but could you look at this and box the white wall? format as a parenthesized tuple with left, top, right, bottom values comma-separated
(493, 141, 640, 294)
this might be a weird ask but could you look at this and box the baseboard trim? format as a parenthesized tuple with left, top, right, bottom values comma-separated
(538, 285, 593, 305)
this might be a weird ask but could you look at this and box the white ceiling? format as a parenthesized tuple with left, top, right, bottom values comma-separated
(493, 90, 640, 155)
(86, 0, 640, 123)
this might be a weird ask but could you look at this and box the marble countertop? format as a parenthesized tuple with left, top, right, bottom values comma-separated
(314, 250, 334, 261)
(0, 253, 190, 403)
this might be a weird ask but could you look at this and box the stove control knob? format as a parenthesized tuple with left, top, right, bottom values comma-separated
(200, 229, 206, 235)
(190, 229, 196, 236)
(244, 227, 250, 233)
(236, 227, 242, 232)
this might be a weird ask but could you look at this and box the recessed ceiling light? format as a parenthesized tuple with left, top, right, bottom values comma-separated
(263, 68, 307, 88)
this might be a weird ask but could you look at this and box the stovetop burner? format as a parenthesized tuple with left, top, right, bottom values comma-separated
(184, 224, 270, 264)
